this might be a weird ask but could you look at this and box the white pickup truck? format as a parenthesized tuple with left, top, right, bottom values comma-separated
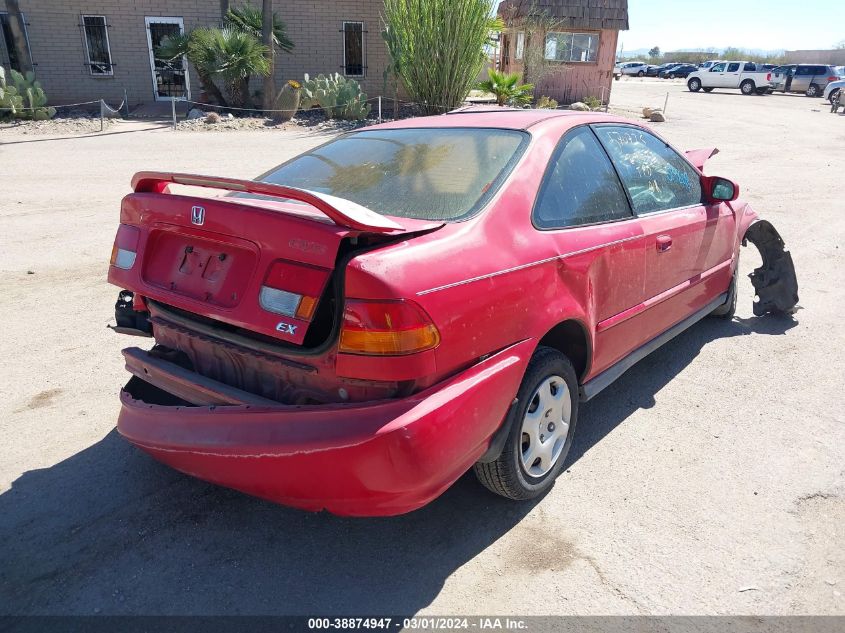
(686, 61, 774, 95)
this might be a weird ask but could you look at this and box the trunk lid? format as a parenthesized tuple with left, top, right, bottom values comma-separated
(110, 172, 440, 346)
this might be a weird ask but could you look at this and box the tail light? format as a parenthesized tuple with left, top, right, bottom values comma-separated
(767, 73, 771, 81)
(259, 260, 323, 321)
(828, 76, 838, 82)
(339, 299, 440, 355)
(110, 224, 140, 270)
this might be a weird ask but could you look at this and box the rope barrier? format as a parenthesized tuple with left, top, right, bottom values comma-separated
(0, 98, 102, 113)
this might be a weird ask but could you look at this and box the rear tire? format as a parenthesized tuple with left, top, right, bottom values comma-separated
(806, 83, 821, 97)
(829, 88, 841, 105)
(741, 80, 756, 95)
(474, 347, 579, 501)
(637, 70, 645, 77)
(688, 78, 701, 92)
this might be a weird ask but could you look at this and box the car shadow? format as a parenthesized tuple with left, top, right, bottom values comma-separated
(0, 314, 797, 616)
(568, 313, 797, 466)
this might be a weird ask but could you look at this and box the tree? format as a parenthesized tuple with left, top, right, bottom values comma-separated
(158, 27, 270, 108)
(3, 0, 33, 75)
(382, 0, 497, 115)
(157, 28, 227, 105)
(261, 0, 274, 112)
(648, 46, 661, 59)
(477, 68, 533, 106)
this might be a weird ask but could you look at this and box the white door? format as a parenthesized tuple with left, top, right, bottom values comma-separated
(721, 61, 742, 88)
(704, 62, 727, 87)
(145, 16, 190, 101)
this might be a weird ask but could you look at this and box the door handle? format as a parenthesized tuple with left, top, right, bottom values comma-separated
(656, 235, 672, 252)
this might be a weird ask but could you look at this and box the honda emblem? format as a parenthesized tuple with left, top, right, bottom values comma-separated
(191, 205, 205, 226)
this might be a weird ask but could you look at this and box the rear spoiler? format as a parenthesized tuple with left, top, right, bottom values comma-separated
(131, 171, 405, 233)
(684, 147, 719, 171)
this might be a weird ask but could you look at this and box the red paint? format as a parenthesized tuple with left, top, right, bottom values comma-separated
(109, 110, 758, 515)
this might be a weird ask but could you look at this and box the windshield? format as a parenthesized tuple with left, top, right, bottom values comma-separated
(257, 128, 528, 221)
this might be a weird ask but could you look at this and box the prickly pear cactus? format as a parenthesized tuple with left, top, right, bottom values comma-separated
(3, 69, 55, 120)
(300, 73, 371, 120)
(273, 79, 301, 122)
(0, 66, 24, 119)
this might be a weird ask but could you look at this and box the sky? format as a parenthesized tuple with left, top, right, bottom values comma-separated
(619, 0, 845, 53)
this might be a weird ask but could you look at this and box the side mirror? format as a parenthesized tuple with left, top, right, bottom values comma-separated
(703, 176, 739, 202)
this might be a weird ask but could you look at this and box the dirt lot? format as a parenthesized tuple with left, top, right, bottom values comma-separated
(1, 79, 843, 617)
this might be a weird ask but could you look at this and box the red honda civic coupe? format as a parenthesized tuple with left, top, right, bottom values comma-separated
(108, 108, 798, 516)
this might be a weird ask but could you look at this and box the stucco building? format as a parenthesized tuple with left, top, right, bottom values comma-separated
(0, 1, 391, 107)
(497, 0, 629, 105)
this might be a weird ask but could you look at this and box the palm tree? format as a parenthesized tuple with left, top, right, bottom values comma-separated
(212, 28, 270, 109)
(225, 5, 294, 53)
(477, 69, 534, 107)
(157, 28, 226, 105)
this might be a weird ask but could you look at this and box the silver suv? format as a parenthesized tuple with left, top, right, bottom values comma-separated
(771, 64, 845, 97)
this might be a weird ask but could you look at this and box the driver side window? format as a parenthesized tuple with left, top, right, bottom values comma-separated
(593, 125, 703, 215)
(710, 63, 726, 72)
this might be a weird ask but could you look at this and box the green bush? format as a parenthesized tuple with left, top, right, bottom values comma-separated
(477, 69, 533, 107)
(583, 95, 602, 110)
(301, 73, 370, 120)
(536, 95, 558, 109)
(383, 0, 498, 115)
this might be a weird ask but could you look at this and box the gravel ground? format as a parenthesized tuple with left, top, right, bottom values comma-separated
(0, 79, 843, 617)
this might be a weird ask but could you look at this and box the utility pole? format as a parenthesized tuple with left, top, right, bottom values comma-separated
(4, 0, 33, 75)
(261, 0, 275, 113)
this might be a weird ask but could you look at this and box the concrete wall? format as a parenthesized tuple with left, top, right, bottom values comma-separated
(785, 49, 845, 65)
(13, 0, 392, 107)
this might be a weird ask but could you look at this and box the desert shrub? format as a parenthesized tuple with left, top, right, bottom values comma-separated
(536, 95, 558, 109)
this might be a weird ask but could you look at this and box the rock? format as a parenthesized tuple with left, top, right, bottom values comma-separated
(642, 107, 653, 118)
(569, 102, 590, 111)
(650, 110, 666, 122)
(205, 112, 221, 124)
(187, 108, 206, 120)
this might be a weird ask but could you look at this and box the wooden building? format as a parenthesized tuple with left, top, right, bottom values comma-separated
(497, 0, 629, 105)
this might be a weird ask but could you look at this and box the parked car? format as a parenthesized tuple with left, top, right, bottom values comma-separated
(687, 61, 774, 95)
(659, 64, 699, 79)
(616, 61, 649, 76)
(698, 60, 724, 71)
(770, 64, 845, 97)
(823, 78, 845, 104)
(645, 64, 662, 77)
(107, 109, 799, 516)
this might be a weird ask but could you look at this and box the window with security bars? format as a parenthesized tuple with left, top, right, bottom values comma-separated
(82, 15, 112, 75)
(544, 32, 599, 63)
(343, 22, 364, 77)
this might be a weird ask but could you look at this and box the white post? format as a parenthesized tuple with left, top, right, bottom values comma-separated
(99, 99, 104, 132)
(378, 95, 382, 122)
(171, 98, 177, 130)
(664, 91, 669, 115)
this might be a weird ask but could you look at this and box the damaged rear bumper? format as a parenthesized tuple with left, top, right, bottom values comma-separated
(117, 340, 533, 516)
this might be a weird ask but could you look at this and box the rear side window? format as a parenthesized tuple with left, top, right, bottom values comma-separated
(258, 128, 527, 221)
(533, 127, 632, 229)
(743, 62, 756, 71)
(727, 62, 740, 72)
(594, 125, 703, 215)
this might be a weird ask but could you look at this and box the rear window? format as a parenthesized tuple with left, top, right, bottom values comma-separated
(257, 128, 528, 221)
